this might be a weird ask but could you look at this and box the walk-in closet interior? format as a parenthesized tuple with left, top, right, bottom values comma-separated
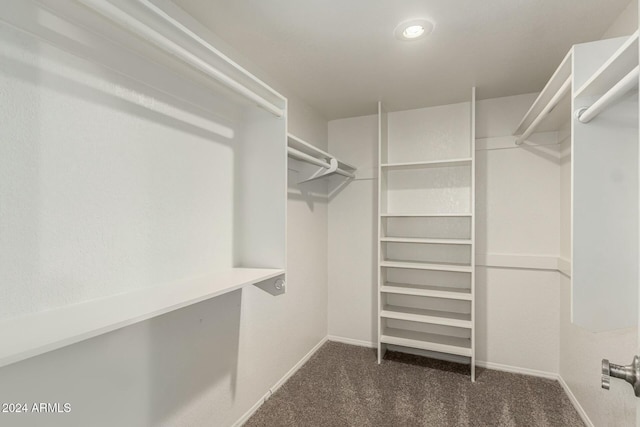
(1, 0, 639, 426)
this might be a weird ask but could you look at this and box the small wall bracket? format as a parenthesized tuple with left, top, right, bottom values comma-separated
(298, 158, 339, 184)
(254, 275, 286, 296)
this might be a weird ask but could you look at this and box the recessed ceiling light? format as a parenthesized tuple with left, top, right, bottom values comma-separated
(403, 25, 425, 39)
(394, 19, 434, 41)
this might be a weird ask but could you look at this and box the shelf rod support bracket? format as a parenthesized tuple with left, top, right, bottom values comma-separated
(253, 275, 286, 296)
(298, 158, 339, 183)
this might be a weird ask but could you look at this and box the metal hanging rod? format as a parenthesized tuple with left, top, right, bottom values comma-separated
(287, 148, 355, 179)
(576, 65, 639, 124)
(515, 77, 571, 145)
(78, 0, 284, 117)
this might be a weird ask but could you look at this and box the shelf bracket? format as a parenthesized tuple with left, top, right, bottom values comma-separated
(298, 158, 339, 183)
(253, 274, 286, 296)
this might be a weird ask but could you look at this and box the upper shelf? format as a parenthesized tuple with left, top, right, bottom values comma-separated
(76, 0, 286, 117)
(0, 268, 284, 369)
(381, 158, 472, 169)
(514, 49, 573, 140)
(575, 31, 639, 99)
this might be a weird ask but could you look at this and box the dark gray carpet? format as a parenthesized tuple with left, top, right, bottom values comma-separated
(245, 341, 584, 427)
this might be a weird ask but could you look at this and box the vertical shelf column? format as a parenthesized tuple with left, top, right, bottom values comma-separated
(376, 90, 476, 381)
(377, 102, 388, 364)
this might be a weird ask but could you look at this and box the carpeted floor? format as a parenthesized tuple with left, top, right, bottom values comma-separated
(245, 341, 584, 427)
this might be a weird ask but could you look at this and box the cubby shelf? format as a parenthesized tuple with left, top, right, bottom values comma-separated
(381, 329, 472, 357)
(381, 283, 472, 300)
(381, 158, 472, 169)
(381, 260, 472, 273)
(0, 268, 284, 369)
(380, 213, 473, 218)
(381, 237, 472, 245)
(381, 305, 472, 328)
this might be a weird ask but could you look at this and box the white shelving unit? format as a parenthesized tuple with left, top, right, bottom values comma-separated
(513, 31, 640, 332)
(0, 0, 287, 367)
(377, 90, 476, 380)
(570, 32, 639, 331)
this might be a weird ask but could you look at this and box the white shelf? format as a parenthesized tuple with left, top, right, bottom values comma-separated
(287, 133, 356, 171)
(381, 282, 472, 301)
(514, 49, 573, 135)
(574, 31, 639, 99)
(380, 213, 472, 218)
(381, 158, 472, 169)
(0, 268, 284, 369)
(381, 328, 472, 357)
(381, 260, 472, 273)
(381, 305, 472, 328)
(381, 237, 471, 245)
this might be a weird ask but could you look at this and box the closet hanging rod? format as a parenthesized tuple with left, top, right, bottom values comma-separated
(515, 77, 571, 145)
(287, 148, 355, 178)
(576, 65, 639, 124)
(78, 0, 285, 118)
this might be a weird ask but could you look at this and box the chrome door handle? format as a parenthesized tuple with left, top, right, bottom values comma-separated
(602, 356, 640, 397)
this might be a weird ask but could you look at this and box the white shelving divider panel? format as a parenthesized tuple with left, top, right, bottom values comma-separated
(377, 90, 476, 381)
(0, 0, 287, 368)
(514, 31, 640, 332)
(571, 34, 639, 331)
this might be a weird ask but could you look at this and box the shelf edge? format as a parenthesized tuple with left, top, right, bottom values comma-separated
(0, 268, 284, 369)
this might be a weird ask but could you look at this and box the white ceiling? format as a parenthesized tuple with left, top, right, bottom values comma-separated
(173, 0, 631, 120)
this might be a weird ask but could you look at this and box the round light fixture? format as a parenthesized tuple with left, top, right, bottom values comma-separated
(394, 19, 434, 41)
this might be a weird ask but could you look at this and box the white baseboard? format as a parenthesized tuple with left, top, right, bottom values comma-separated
(557, 375, 594, 427)
(233, 336, 328, 427)
(476, 360, 558, 380)
(327, 335, 375, 348)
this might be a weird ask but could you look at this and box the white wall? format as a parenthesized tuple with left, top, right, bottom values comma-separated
(0, 2, 328, 426)
(602, 0, 638, 39)
(475, 94, 562, 375)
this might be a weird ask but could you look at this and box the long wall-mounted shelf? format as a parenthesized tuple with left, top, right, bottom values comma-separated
(0, 268, 284, 369)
